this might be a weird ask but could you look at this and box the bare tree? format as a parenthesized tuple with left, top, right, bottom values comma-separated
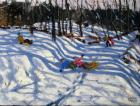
(49, 0, 56, 41)
(125, 0, 130, 31)
(75, 0, 83, 37)
(133, 0, 136, 11)
(65, 0, 69, 35)
(55, 0, 62, 36)
(68, 0, 73, 34)
(61, 0, 65, 35)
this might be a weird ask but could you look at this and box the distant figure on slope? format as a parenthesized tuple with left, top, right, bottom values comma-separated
(17, 32, 33, 45)
(108, 36, 114, 45)
(105, 35, 111, 47)
(105, 35, 114, 47)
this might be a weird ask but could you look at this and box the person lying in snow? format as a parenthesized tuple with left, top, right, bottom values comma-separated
(17, 33, 33, 45)
(59, 55, 99, 72)
(59, 54, 85, 72)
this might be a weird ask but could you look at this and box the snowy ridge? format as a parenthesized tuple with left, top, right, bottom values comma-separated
(0, 28, 140, 105)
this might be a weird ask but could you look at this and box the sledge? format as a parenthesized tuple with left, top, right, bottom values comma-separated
(84, 61, 99, 70)
(18, 42, 31, 47)
(23, 42, 30, 46)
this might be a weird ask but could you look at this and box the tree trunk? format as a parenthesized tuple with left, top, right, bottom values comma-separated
(69, 11, 72, 33)
(62, 0, 65, 35)
(79, 23, 83, 36)
(49, 0, 56, 41)
(79, 0, 83, 37)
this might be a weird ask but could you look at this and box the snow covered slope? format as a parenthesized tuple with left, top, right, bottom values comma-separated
(0, 28, 139, 105)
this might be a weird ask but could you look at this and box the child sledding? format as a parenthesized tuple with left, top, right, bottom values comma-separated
(17, 32, 33, 46)
(59, 55, 99, 72)
(105, 35, 114, 47)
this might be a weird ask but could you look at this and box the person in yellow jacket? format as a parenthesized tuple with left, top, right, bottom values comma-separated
(17, 33, 24, 44)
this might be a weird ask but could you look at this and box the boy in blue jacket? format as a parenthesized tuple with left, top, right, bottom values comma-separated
(59, 59, 71, 72)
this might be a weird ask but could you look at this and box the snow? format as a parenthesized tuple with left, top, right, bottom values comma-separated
(0, 26, 140, 105)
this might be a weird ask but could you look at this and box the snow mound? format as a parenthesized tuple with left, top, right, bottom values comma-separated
(0, 28, 140, 105)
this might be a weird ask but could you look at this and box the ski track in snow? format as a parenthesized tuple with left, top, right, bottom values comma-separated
(0, 28, 140, 105)
(47, 72, 86, 105)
